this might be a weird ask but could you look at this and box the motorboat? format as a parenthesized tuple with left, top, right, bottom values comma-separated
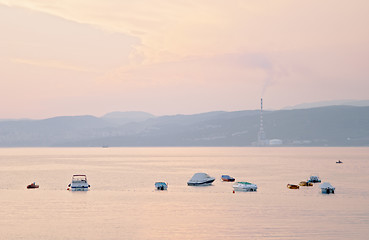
(299, 181, 313, 186)
(187, 173, 215, 186)
(27, 182, 39, 189)
(221, 175, 235, 182)
(67, 175, 90, 191)
(320, 182, 335, 194)
(233, 182, 257, 191)
(307, 175, 321, 183)
(155, 182, 168, 190)
(336, 160, 343, 164)
(287, 184, 299, 189)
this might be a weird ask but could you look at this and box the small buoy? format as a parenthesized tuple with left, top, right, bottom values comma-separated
(233, 190, 235, 193)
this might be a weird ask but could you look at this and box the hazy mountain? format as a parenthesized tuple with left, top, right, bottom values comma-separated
(101, 111, 155, 126)
(0, 115, 112, 146)
(0, 106, 368, 147)
(283, 99, 369, 110)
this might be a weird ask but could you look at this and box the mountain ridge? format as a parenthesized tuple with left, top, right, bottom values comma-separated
(0, 106, 368, 147)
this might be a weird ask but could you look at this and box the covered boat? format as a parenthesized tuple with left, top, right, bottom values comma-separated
(287, 184, 299, 189)
(27, 182, 39, 189)
(320, 182, 335, 194)
(299, 181, 313, 186)
(307, 175, 321, 183)
(233, 182, 257, 191)
(187, 173, 215, 186)
(221, 175, 235, 182)
(155, 182, 168, 190)
(67, 174, 90, 191)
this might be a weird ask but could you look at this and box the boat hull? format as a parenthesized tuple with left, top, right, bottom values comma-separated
(187, 179, 215, 186)
(321, 188, 335, 194)
(308, 180, 321, 183)
(233, 186, 257, 192)
(69, 186, 89, 191)
(222, 178, 235, 182)
(287, 184, 299, 189)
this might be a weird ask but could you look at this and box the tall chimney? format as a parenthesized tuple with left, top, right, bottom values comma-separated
(257, 98, 266, 145)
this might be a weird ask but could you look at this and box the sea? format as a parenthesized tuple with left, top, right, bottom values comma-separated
(0, 147, 368, 240)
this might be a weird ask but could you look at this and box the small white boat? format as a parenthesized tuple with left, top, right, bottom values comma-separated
(187, 173, 215, 186)
(307, 175, 321, 183)
(320, 182, 335, 194)
(155, 182, 168, 190)
(233, 182, 257, 192)
(67, 175, 90, 191)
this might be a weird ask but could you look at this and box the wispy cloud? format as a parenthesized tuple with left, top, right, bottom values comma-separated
(1, 0, 369, 118)
(11, 58, 97, 72)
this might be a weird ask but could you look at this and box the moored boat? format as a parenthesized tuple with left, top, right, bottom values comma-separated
(307, 175, 321, 183)
(233, 182, 257, 191)
(67, 175, 90, 191)
(27, 182, 39, 189)
(336, 160, 343, 164)
(320, 182, 335, 194)
(155, 182, 168, 190)
(299, 181, 313, 186)
(287, 184, 299, 189)
(187, 173, 215, 186)
(221, 175, 235, 182)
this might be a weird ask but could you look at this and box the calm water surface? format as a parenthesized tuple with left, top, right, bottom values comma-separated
(0, 147, 368, 240)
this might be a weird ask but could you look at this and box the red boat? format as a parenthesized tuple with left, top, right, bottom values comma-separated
(27, 182, 39, 189)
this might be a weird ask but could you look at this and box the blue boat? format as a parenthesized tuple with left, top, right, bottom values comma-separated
(221, 175, 235, 182)
(307, 175, 321, 183)
(155, 182, 168, 190)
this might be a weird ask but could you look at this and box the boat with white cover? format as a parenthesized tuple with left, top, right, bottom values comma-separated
(233, 182, 257, 192)
(67, 174, 90, 191)
(320, 182, 335, 194)
(187, 173, 215, 186)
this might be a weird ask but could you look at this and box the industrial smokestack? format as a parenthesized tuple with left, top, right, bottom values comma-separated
(257, 98, 266, 146)
(261, 98, 263, 111)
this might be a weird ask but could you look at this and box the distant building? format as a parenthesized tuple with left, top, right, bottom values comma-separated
(269, 139, 283, 145)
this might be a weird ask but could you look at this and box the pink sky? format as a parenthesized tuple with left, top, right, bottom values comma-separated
(0, 0, 368, 119)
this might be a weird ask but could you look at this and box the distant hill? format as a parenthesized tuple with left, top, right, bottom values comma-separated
(283, 99, 369, 110)
(101, 111, 155, 125)
(0, 106, 368, 147)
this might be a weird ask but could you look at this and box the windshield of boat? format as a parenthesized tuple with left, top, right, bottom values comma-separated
(72, 175, 87, 182)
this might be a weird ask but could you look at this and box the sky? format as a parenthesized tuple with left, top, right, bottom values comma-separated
(0, 0, 368, 119)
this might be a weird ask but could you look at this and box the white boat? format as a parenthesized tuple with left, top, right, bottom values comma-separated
(67, 175, 90, 191)
(320, 182, 335, 194)
(187, 173, 215, 186)
(155, 182, 168, 190)
(307, 175, 321, 183)
(233, 182, 257, 192)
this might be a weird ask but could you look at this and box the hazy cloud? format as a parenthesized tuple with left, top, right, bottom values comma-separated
(0, 0, 368, 118)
